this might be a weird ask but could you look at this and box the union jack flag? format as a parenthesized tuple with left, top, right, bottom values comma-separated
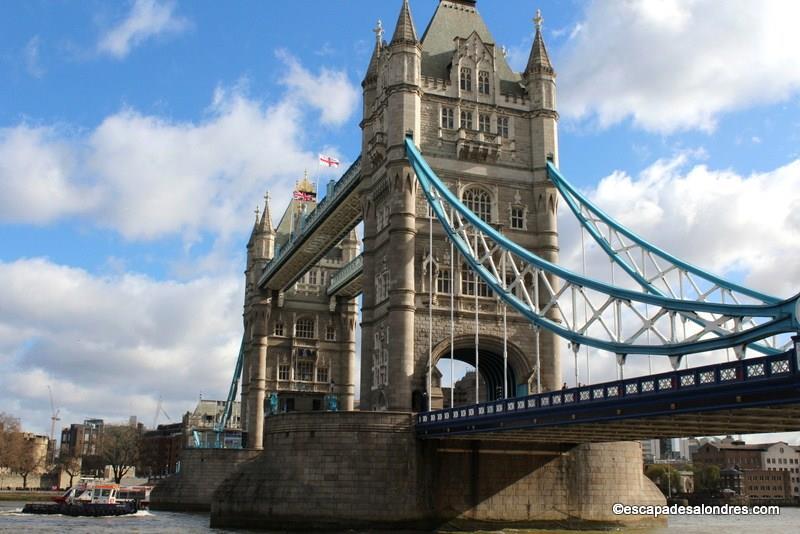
(293, 191, 315, 201)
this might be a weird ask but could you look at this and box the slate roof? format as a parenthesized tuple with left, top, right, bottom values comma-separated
(419, 0, 524, 96)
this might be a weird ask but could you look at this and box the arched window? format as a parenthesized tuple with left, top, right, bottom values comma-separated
(295, 318, 315, 339)
(462, 187, 492, 222)
(460, 67, 472, 91)
(478, 70, 490, 94)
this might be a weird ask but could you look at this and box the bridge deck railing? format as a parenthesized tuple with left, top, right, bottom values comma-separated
(417, 349, 798, 427)
(327, 255, 363, 296)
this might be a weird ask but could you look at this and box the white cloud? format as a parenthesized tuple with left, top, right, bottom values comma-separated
(97, 0, 189, 59)
(24, 35, 44, 78)
(0, 57, 359, 241)
(0, 125, 99, 224)
(0, 258, 242, 436)
(277, 50, 359, 126)
(558, 0, 800, 132)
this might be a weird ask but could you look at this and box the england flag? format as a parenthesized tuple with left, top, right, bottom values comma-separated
(318, 154, 340, 168)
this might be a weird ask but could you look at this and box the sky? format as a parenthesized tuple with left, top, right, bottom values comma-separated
(1, 0, 799, 445)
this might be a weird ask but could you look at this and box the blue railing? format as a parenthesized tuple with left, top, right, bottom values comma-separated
(259, 158, 361, 287)
(417, 348, 798, 427)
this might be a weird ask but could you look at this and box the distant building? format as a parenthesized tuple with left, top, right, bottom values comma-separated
(641, 440, 660, 464)
(692, 440, 764, 470)
(758, 442, 800, 501)
(59, 418, 104, 458)
(139, 422, 184, 478)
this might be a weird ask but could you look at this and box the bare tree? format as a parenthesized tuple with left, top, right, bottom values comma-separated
(0, 413, 22, 471)
(58, 455, 82, 487)
(8, 436, 44, 489)
(99, 425, 141, 484)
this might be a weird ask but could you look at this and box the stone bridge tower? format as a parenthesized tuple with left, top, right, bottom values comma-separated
(360, 0, 562, 411)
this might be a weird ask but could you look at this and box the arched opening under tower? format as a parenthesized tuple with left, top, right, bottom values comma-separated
(431, 335, 532, 410)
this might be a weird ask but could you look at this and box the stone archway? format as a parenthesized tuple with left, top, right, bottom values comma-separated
(431, 334, 531, 406)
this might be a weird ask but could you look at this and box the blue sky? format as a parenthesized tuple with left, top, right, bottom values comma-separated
(1, 0, 799, 443)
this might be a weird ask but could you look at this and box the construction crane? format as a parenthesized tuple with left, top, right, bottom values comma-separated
(152, 395, 171, 429)
(47, 385, 60, 464)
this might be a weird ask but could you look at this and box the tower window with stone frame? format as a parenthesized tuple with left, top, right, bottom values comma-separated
(440, 107, 454, 129)
(325, 324, 336, 341)
(460, 110, 473, 130)
(308, 269, 318, 285)
(274, 321, 285, 336)
(462, 186, 492, 223)
(295, 318, 315, 339)
(278, 364, 290, 381)
(436, 267, 451, 294)
(295, 360, 314, 382)
(478, 70, 490, 95)
(461, 264, 491, 297)
(497, 116, 509, 138)
(510, 206, 525, 230)
(478, 113, 490, 133)
(460, 67, 472, 91)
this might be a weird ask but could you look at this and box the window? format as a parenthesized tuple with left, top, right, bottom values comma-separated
(436, 267, 451, 294)
(462, 187, 491, 222)
(478, 71, 490, 94)
(460, 110, 473, 130)
(375, 269, 389, 302)
(478, 113, 490, 133)
(308, 269, 318, 285)
(440, 107, 454, 129)
(295, 360, 314, 382)
(497, 116, 509, 138)
(278, 364, 290, 381)
(295, 318, 315, 339)
(325, 325, 336, 341)
(274, 322, 284, 336)
(316, 366, 329, 383)
(460, 67, 472, 91)
(510, 206, 524, 229)
(461, 265, 491, 297)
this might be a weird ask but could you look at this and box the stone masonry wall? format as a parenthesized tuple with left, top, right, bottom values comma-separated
(211, 411, 426, 530)
(149, 448, 260, 511)
(210, 411, 666, 530)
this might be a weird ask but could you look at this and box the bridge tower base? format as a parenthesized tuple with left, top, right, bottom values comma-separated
(210, 411, 665, 530)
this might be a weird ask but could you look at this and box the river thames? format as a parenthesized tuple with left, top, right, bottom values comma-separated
(1, 500, 797, 533)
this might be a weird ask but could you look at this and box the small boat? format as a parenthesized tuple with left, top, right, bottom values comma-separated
(22, 480, 138, 517)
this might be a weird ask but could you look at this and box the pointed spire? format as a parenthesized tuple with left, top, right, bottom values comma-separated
(525, 8, 554, 78)
(364, 19, 383, 83)
(391, 0, 418, 45)
(259, 191, 275, 233)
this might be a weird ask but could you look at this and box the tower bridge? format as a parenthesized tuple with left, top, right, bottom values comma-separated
(152, 1, 800, 529)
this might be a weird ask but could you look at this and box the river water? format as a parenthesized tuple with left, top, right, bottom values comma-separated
(1, 501, 798, 533)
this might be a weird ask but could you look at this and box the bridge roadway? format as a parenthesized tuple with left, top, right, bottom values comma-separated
(258, 158, 363, 291)
(417, 344, 800, 443)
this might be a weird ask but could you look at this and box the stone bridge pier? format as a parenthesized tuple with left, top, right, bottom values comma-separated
(210, 411, 664, 530)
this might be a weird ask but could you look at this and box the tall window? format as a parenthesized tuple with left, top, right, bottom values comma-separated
(295, 360, 314, 381)
(460, 110, 473, 130)
(440, 107, 454, 129)
(278, 364, 290, 381)
(510, 206, 525, 229)
(274, 322, 284, 336)
(295, 318, 315, 339)
(478, 71, 490, 94)
(460, 67, 472, 91)
(461, 265, 491, 297)
(478, 113, 490, 133)
(316, 366, 329, 383)
(308, 269, 317, 285)
(436, 267, 451, 294)
(325, 325, 336, 341)
(497, 116, 509, 138)
(462, 187, 491, 222)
